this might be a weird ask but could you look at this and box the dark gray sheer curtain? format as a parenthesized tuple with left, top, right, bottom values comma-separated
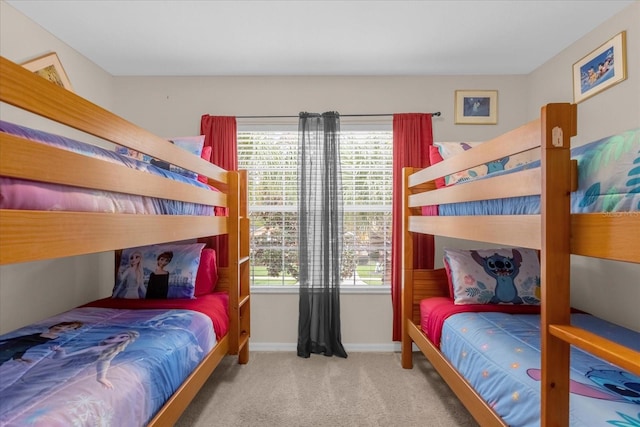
(297, 112, 347, 359)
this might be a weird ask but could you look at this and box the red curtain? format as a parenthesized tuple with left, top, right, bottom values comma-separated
(200, 115, 238, 267)
(391, 113, 435, 341)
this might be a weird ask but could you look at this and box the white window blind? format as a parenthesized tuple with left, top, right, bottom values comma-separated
(238, 129, 393, 287)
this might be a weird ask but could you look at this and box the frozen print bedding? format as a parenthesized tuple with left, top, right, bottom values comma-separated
(0, 120, 215, 215)
(435, 128, 640, 216)
(0, 305, 217, 427)
(440, 312, 640, 427)
(86, 292, 230, 339)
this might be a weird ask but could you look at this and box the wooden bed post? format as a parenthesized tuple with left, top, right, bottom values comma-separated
(226, 170, 251, 364)
(539, 103, 576, 427)
(401, 167, 416, 369)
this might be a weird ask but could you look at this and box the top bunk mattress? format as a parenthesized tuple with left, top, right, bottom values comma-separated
(0, 120, 216, 216)
(434, 128, 639, 216)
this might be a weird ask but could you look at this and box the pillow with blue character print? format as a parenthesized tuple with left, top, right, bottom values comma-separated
(444, 247, 541, 305)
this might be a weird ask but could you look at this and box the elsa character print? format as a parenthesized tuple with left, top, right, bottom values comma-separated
(113, 251, 145, 298)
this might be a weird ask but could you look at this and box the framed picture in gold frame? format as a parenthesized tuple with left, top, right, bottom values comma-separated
(454, 90, 497, 125)
(573, 31, 626, 104)
(21, 52, 74, 92)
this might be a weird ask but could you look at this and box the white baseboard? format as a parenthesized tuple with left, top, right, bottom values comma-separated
(249, 342, 402, 352)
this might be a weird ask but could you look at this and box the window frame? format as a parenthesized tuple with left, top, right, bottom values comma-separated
(238, 120, 393, 293)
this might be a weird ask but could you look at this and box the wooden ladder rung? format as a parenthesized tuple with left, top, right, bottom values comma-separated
(238, 294, 250, 308)
(549, 324, 640, 375)
(238, 332, 249, 350)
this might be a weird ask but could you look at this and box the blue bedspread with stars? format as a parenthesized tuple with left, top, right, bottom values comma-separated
(441, 312, 640, 426)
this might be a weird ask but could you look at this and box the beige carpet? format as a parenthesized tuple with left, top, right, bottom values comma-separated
(175, 351, 479, 427)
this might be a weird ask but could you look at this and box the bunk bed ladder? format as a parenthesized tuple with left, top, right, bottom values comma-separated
(548, 325, 640, 375)
(227, 170, 251, 364)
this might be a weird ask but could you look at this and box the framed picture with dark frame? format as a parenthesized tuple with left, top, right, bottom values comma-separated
(573, 31, 626, 104)
(21, 52, 74, 92)
(454, 90, 498, 125)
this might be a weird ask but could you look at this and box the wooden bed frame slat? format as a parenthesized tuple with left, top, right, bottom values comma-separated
(409, 215, 541, 248)
(0, 210, 226, 264)
(571, 213, 640, 263)
(0, 133, 226, 207)
(549, 325, 640, 376)
(0, 56, 227, 186)
(410, 167, 541, 207)
(147, 336, 229, 426)
(409, 117, 541, 186)
(407, 322, 507, 427)
(409, 161, 578, 210)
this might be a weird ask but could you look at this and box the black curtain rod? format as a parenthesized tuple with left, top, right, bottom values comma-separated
(236, 112, 441, 119)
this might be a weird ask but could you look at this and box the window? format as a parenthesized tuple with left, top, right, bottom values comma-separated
(238, 126, 392, 288)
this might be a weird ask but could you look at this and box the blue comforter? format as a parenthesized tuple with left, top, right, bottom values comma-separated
(441, 312, 640, 426)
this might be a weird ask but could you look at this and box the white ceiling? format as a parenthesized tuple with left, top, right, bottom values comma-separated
(7, 0, 635, 76)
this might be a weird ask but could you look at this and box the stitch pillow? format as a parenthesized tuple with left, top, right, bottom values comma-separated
(113, 243, 205, 300)
(444, 247, 541, 305)
(194, 248, 219, 296)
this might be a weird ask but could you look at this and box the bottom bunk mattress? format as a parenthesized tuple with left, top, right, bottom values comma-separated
(0, 294, 227, 427)
(425, 302, 640, 427)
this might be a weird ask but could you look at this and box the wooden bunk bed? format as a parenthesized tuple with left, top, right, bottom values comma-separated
(0, 56, 250, 426)
(400, 103, 640, 426)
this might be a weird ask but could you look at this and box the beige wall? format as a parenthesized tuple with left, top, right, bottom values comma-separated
(0, 0, 637, 342)
(526, 3, 639, 141)
(109, 74, 527, 142)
